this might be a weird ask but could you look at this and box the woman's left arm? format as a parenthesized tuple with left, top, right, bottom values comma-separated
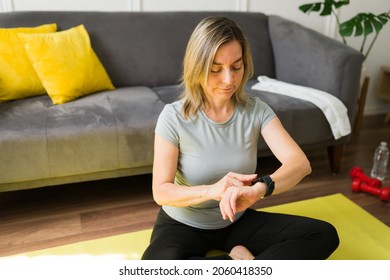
(219, 116, 311, 222)
(258, 116, 312, 194)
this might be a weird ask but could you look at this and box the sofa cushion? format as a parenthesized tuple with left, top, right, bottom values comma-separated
(108, 87, 166, 168)
(0, 23, 57, 101)
(0, 87, 165, 185)
(245, 80, 333, 151)
(18, 24, 115, 104)
(153, 85, 183, 104)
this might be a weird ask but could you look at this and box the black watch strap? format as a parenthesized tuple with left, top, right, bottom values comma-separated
(259, 175, 275, 197)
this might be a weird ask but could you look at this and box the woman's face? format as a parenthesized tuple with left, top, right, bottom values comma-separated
(202, 40, 244, 102)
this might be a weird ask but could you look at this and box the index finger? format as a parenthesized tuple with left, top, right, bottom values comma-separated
(229, 172, 257, 185)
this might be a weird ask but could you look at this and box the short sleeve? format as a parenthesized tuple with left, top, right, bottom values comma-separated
(155, 104, 180, 147)
(253, 97, 276, 130)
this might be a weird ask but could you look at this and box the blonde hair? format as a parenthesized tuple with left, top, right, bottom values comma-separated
(180, 16, 254, 119)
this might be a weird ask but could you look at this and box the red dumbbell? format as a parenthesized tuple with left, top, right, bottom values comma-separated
(352, 178, 390, 202)
(350, 167, 382, 188)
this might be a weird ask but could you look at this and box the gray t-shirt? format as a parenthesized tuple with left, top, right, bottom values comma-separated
(155, 96, 276, 229)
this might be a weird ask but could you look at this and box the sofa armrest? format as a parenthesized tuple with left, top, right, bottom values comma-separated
(268, 15, 364, 122)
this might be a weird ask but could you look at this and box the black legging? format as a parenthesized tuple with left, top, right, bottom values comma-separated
(141, 208, 339, 260)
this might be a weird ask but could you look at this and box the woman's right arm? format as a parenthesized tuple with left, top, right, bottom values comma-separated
(152, 134, 256, 207)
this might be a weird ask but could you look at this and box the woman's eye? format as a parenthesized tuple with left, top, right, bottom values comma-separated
(232, 63, 243, 71)
(210, 64, 242, 73)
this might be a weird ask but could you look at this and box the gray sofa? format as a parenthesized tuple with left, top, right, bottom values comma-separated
(0, 11, 363, 192)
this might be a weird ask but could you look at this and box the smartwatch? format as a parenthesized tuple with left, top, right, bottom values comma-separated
(251, 175, 275, 197)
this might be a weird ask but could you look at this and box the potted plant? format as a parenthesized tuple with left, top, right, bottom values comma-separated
(299, 0, 390, 62)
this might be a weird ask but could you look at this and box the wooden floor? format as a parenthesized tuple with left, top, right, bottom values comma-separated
(0, 114, 389, 258)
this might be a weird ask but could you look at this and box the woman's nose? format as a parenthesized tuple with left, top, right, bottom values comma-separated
(222, 69, 234, 84)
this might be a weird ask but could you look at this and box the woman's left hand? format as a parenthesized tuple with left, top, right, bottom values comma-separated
(219, 185, 262, 222)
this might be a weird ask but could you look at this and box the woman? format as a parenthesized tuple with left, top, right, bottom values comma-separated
(142, 16, 339, 260)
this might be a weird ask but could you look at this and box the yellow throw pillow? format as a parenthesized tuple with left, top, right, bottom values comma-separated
(19, 24, 115, 104)
(0, 23, 57, 101)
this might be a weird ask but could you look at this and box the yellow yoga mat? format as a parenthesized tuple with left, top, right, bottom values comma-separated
(7, 193, 390, 260)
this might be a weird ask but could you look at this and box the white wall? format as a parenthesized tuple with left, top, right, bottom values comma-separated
(335, 0, 390, 115)
(1, 0, 389, 115)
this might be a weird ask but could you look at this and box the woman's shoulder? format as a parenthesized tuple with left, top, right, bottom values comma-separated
(162, 100, 184, 113)
(245, 96, 270, 111)
(244, 95, 276, 120)
(159, 100, 186, 122)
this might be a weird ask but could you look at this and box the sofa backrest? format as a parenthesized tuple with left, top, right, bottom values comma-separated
(0, 11, 275, 87)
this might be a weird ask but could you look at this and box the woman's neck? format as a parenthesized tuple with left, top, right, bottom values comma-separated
(203, 100, 234, 123)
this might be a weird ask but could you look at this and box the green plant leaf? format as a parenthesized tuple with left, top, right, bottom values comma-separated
(363, 15, 374, 36)
(377, 11, 390, 25)
(370, 17, 384, 33)
(320, 2, 333, 16)
(333, 0, 349, 9)
(298, 0, 349, 16)
(299, 3, 322, 14)
(340, 12, 389, 37)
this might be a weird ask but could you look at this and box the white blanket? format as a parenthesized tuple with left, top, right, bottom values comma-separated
(251, 76, 351, 140)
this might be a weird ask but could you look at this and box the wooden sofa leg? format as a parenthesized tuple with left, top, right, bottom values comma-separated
(327, 145, 344, 174)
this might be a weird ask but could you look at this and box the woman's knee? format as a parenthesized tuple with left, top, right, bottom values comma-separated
(320, 220, 340, 251)
(141, 242, 185, 260)
(306, 219, 339, 259)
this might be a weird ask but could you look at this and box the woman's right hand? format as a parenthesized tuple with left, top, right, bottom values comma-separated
(208, 172, 257, 201)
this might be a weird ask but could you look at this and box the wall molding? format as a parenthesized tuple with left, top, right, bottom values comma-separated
(0, 0, 246, 13)
(324, 12, 338, 39)
(132, 0, 247, 12)
(130, 0, 142, 11)
(0, 0, 15, 12)
(236, 0, 248, 12)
